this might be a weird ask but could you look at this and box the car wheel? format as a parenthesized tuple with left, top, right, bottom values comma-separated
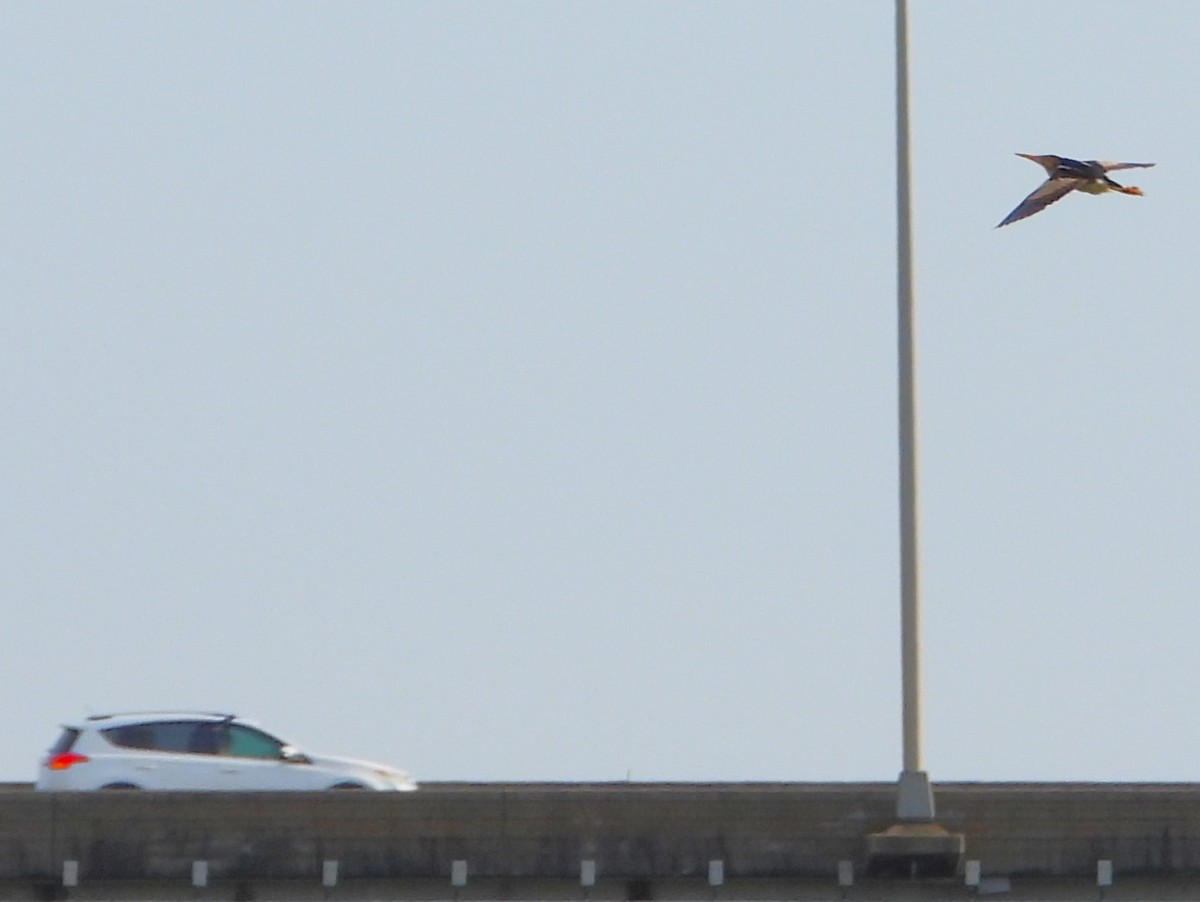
(329, 782, 366, 790)
(99, 783, 141, 790)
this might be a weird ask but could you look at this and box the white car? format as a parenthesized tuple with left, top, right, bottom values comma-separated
(36, 712, 418, 791)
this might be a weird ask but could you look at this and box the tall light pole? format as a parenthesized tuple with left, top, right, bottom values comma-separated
(866, 5, 963, 872)
(893, 0, 933, 824)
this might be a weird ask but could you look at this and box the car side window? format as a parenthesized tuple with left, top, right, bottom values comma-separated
(187, 722, 229, 755)
(104, 725, 156, 749)
(103, 721, 209, 753)
(225, 725, 285, 760)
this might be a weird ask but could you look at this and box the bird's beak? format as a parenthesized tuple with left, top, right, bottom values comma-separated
(1117, 186, 1144, 196)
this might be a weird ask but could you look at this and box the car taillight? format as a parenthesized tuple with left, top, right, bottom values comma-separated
(46, 752, 89, 771)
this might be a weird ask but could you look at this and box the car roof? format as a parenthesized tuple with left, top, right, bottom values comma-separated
(76, 712, 241, 728)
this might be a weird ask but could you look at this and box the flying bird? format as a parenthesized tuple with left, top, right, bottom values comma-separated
(996, 154, 1155, 228)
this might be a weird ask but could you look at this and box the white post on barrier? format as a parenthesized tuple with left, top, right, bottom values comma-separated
(965, 860, 981, 888)
(837, 860, 854, 888)
(1098, 858, 1113, 902)
(451, 859, 467, 902)
(708, 859, 724, 886)
(837, 859, 854, 900)
(322, 859, 339, 888)
(581, 859, 596, 900)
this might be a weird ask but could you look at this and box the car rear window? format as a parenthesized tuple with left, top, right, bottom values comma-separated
(48, 728, 80, 755)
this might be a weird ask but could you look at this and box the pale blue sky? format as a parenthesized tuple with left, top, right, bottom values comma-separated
(3, 1, 1197, 783)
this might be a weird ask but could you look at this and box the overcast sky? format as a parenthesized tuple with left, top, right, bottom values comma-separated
(4, 1, 1198, 784)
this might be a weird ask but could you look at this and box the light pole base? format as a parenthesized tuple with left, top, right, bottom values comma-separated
(866, 821, 965, 878)
(865, 771, 965, 877)
(897, 769, 935, 820)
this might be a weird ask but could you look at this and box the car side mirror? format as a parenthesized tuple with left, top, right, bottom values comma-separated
(280, 745, 311, 764)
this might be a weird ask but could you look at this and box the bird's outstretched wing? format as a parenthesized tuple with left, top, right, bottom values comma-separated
(1097, 161, 1156, 172)
(996, 178, 1081, 228)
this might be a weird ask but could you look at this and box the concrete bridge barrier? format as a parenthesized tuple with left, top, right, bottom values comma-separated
(4, 782, 1200, 899)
